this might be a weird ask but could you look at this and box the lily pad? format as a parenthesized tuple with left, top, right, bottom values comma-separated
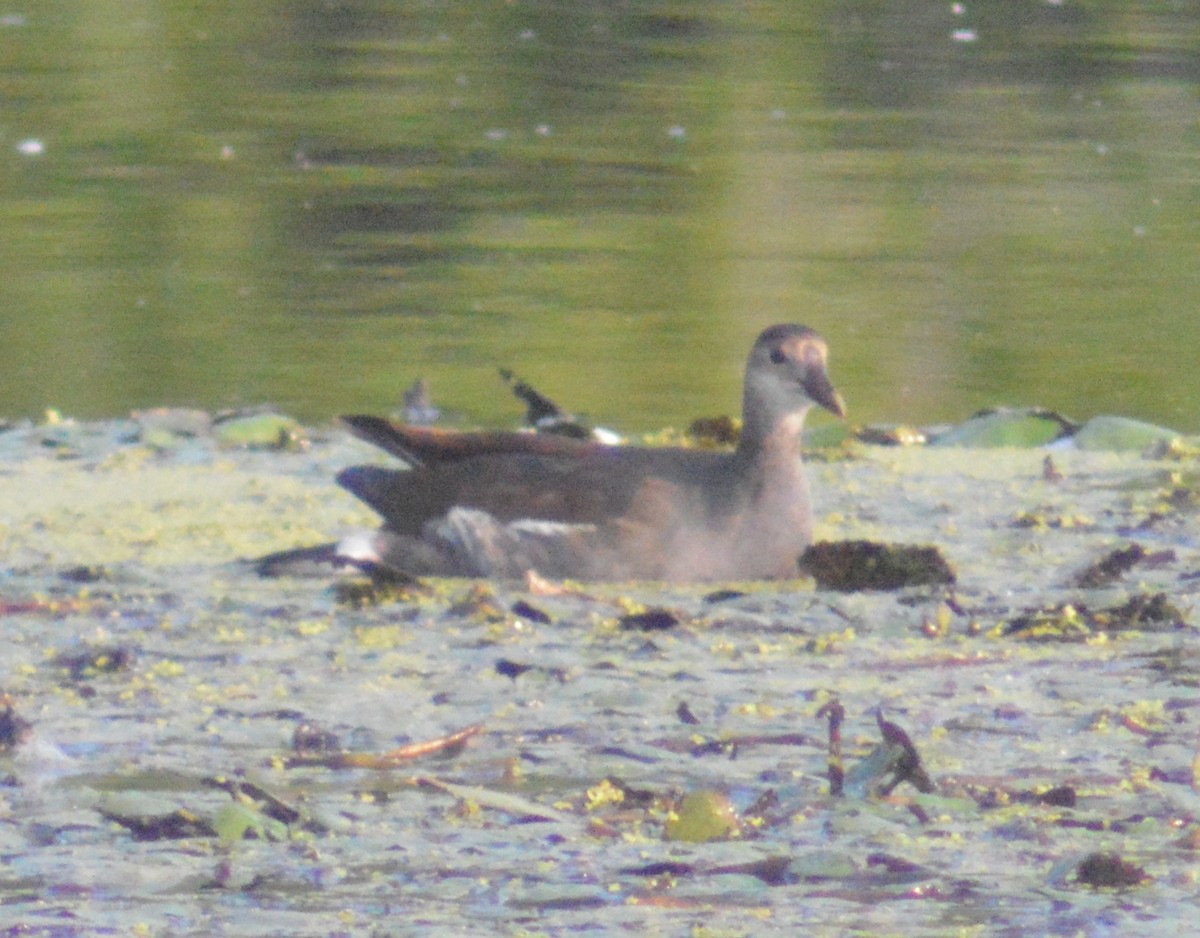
(214, 412, 305, 450)
(96, 792, 217, 841)
(930, 408, 1075, 447)
(1071, 415, 1182, 452)
(132, 407, 214, 439)
(664, 790, 740, 843)
(212, 801, 289, 842)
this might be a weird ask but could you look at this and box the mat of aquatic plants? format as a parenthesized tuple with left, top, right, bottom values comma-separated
(0, 409, 1198, 936)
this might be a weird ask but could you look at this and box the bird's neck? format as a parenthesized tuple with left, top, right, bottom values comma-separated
(736, 423, 809, 507)
(738, 379, 809, 466)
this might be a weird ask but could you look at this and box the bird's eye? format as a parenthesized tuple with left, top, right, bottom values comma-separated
(770, 348, 787, 364)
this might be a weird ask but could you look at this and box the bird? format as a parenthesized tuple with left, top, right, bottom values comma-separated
(254, 324, 843, 582)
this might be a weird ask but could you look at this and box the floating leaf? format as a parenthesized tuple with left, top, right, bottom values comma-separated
(1072, 415, 1181, 452)
(931, 408, 1074, 447)
(755, 852, 858, 883)
(664, 790, 740, 843)
(417, 776, 577, 824)
(132, 407, 213, 439)
(214, 413, 304, 450)
(212, 801, 288, 842)
(97, 792, 217, 841)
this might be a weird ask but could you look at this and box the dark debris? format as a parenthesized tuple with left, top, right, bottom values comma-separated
(0, 696, 32, 752)
(1074, 852, 1149, 888)
(1000, 593, 1188, 641)
(1073, 543, 1175, 589)
(801, 540, 956, 592)
(55, 645, 138, 681)
(619, 608, 681, 631)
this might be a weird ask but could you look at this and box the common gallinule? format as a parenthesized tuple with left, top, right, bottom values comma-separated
(328, 323, 844, 581)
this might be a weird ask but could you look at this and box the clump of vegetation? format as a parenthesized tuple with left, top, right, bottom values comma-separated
(801, 540, 955, 591)
(999, 593, 1188, 641)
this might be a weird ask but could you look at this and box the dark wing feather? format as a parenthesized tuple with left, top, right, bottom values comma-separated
(337, 446, 736, 536)
(337, 454, 630, 534)
(340, 415, 599, 466)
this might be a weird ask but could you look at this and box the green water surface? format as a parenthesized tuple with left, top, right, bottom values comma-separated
(0, 2, 1196, 432)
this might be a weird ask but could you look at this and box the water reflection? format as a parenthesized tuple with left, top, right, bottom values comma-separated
(1, 1, 1196, 431)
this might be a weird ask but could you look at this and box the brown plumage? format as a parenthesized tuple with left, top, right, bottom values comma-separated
(331, 323, 844, 582)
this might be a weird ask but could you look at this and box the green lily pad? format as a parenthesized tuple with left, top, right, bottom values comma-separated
(664, 790, 740, 843)
(214, 413, 304, 450)
(1071, 415, 1181, 452)
(133, 407, 213, 438)
(140, 426, 183, 452)
(931, 408, 1074, 447)
(96, 792, 218, 841)
(780, 851, 860, 882)
(212, 801, 290, 842)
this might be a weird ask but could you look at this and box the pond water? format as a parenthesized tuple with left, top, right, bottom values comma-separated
(2, 2, 1197, 431)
